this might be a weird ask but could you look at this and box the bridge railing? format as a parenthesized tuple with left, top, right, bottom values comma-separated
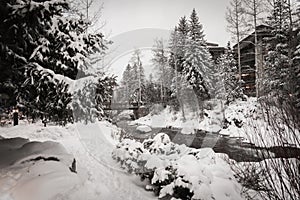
(103, 102, 147, 110)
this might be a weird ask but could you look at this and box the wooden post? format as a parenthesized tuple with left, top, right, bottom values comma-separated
(13, 108, 18, 126)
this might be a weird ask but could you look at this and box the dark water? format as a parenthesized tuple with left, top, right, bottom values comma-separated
(117, 121, 300, 162)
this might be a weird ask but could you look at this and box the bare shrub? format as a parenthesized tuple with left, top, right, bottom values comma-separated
(232, 97, 300, 200)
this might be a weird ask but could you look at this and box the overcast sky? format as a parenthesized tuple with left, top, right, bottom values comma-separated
(100, 0, 232, 46)
(92, 0, 233, 81)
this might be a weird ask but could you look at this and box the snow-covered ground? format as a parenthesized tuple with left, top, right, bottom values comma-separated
(0, 97, 298, 200)
(136, 125, 152, 133)
(130, 106, 205, 134)
(0, 121, 156, 200)
(131, 100, 243, 135)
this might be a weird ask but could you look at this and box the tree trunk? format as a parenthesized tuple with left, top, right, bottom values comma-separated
(235, 2, 242, 85)
(253, 0, 259, 97)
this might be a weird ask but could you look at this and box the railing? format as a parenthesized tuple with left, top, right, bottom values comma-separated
(103, 102, 147, 110)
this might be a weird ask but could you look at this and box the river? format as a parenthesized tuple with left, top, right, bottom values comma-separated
(116, 120, 300, 162)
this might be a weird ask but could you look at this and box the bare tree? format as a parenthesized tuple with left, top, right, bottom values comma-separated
(226, 0, 247, 85)
(152, 38, 169, 102)
(242, 0, 268, 97)
(70, 0, 104, 32)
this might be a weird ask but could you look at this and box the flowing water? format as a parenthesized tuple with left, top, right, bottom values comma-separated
(116, 121, 300, 162)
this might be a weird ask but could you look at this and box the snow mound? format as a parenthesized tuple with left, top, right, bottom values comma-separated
(116, 110, 134, 121)
(0, 121, 155, 200)
(113, 133, 244, 200)
(0, 138, 77, 200)
(136, 125, 152, 133)
(132, 104, 223, 134)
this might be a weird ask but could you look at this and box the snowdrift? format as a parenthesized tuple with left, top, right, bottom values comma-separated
(0, 121, 156, 200)
(113, 133, 244, 200)
(0, 137, 77, 200)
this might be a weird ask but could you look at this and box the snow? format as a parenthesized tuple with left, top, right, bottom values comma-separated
(115, 110, 134, 121)
(131, 106, 201, 133)
(113, 133, 245, 200)
(136, 125, 152, 133)
(0, 121, 156, 200)
(0, 98, 297, 200)
(219, 98, 300, 147)
(0, 137, 78, 200)
(132, 98, 299, 148)
(131, 101, 225, 134)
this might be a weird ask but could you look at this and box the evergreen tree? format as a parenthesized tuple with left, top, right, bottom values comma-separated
(293, 38, 300, 110)
(169, 17, 189, 72)
(292, 2, 300, 110)
(129, 49, 146, 103)
(183, 9, 214, 100)
(263, 0, 292, 99)
(120, 64, 131, 102)
(95, 75, 117, 118)
(72, 75, 116, 123)
(144, 74, 161, 103)
(119, 50, 146, 103)
(216, 44, 244, 104)
(0, 0, 110, 124)
(168, 18, 189, 112)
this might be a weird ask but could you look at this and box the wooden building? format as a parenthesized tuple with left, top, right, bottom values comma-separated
(207, 42, 226, 62)
(233, 25, 272, 96)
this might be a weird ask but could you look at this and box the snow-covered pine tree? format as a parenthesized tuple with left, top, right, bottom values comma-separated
(216, 44, 244, 104)
(0, 0, 110, 123)
(144, 74, 161, 103)
(292, 1, 300, 111)
(119, 64, 132, 102)
(16, 63, 73, 125)
(183, 9, 214, 100)
(293, 37, 300, 111)
(263, 0, 291, 99)
(168, 27, 180, 100)
(95, 75, 117, 119)
(130, 63, 139, 102)
(48, 80, 73, 125)
(168, 18, 189, 110)
(169, 17, 189, 73)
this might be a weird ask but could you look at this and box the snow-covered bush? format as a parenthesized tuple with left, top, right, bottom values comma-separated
(113, 133, 244, 200)
(72, 75, 116, 123)
(219, 98, 259, 137)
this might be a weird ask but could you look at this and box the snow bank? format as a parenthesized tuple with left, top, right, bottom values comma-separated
(131, 103, 224, 134)
(131, 98, 299, 148)
(0, 137, 78, 200)
(0, 121, 156, 200)
(131, 106, 202, 134)
(136, 125, 152, 133)
(113, 133, 244, 200)
(219, 98, 299, 147)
